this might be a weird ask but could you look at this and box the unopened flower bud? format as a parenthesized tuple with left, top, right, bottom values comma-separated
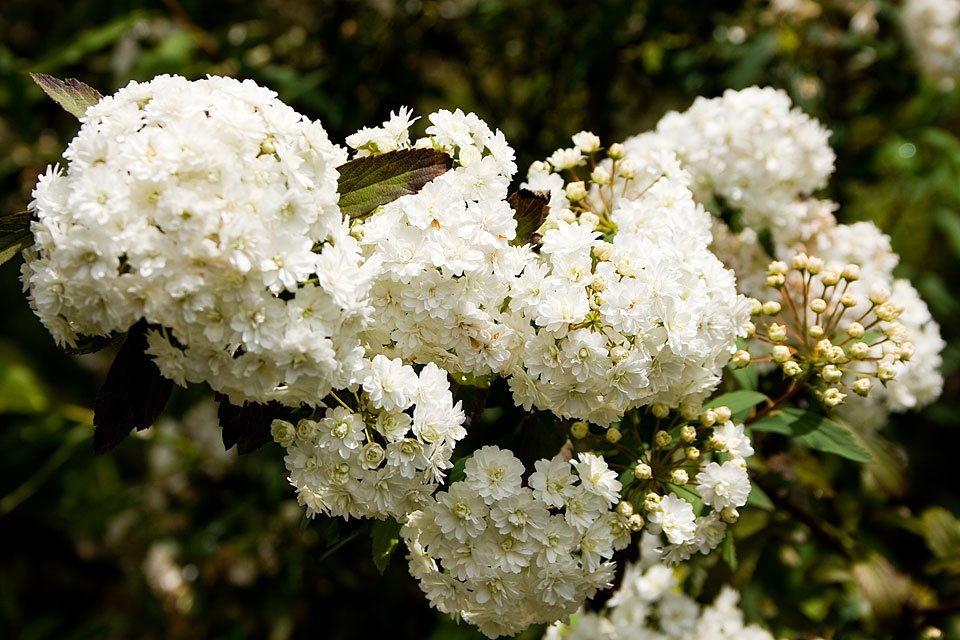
(806, 257, 824, 274)
(768, 323, 787, 342)
(766, 273, 786, 288)
(820, 270, 840, 286)
(749, 298, 763, 315)
(655, 430, 673, 447)
(628, 513, 645, 531)
(685, 446, 701, 460)
(731, 349, 752, 368)
(768, 261, 788, 275)
(792, 253, 810, 270)
(868, 284, 890, 305)
(875, 301, 903, 322)
(810, 298, 828, 314)
(762, 300, 782, 316)
(782, 360, 803, 377)
(852, 378, 872, 396)
(592, 241, 613, 261)
(840, 293, 857, 307)
(699, 410, 717, 428)
(271, 419, 296, 447)
(643, 492, 661, 511)
(713, 406, 732, 422)
(607, 142, 625, 159)
(634, 462, 653, 479)
(842, 264, 861, 281)
(605, 427, 622, 444)
(680, 402, 701, 421)
(808, 325, 824, 338)
(578, 211, 600, 229)
(680, 425, 698, 442)
(822, 387, 846, 407)
(900, 341, 915, 360)
(821, 364, 842, 383)
(570, 421, 590, 439)
(565, 181, 587, 202)
(708, 434, 726, 452)
(772, 345, 792, 363)
(848, 341, 870, 359)
(651, 402, 670, 419)
(617, 159, 638, 179)
(826, 345, 847, 364)
(590, 165, 612, 185)
(670, 469, 689, 485)
(846, 322, 865, 338)
(616, 500, 634, 517)
(572, 131, 602, 154)
(877, 361, 897, 381)
(721, 506, 740, 523)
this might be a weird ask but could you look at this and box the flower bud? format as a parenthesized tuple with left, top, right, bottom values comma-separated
(766, 273, 786, 288)
(590, 165, 612, 185)
(570, 421, 590, 439)
(714, 406, 732, 422)
(607, 142, 625, 159)
(810, 298, 827, 314)
(643, 492, 661, 511)
(768, 261, 788, 275)
(783, 361, 803, 377)
(848, 341, 870, 359)
(605, 427, 622, 444)
(869, 284, 891, 304)
(670, 469, 689, 485)
(842, 264, 861, 281)
(840, 293, 857, 307)
(806, 257, 824, 274)
(565, 181, 587, 202)
(628, 513, 645, 531)
(680, 425, 698, 442)
(821, 364, 842, 383)
(822, 387, 846, 407)
(699, 410, 717, 428)
(634, 462, 653, 480)
(875, 301, 903, 322)
(772, 345, 793, 363)
(762, 300, 782, 316)
(731, 349, 752, 368)
(852, 377, 872, 397)
(749, 298, 763, 315)
(271, 419, 296, 447)
(616, 500, 634, 517)
(820, 270, 840, 286)
(768, 323, 787, 342)
(846, 322, 865, 338)
(680, 402, 701, 421)
(655, 430, 673, 447)
(572, 131, 602, 154)
(826, 345, 847, 364)
(685, 446, 700, 460)
(578, 211, 600, 230)
(651, 402, 670, 419)
(792, 253, 809, 270)
(617, 159, 638, 179)
(877, 361, 897, 381)
(721, 506, 740, 523)
(808, 324, 824, 338)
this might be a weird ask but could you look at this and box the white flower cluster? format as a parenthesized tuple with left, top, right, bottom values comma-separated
(272, 355, 465, 519)
(643, 419, 755, 564)
(650, 86, 835, 233)
(903, 0, 960, 91)
(352, 108, 524, 377)
(508, 138, 750, 425)
(22, 75, 370, 407)
(544, 537, 774, 640)
(401, 446, 631, 638)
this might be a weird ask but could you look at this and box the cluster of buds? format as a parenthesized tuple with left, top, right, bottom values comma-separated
(734, 254, 913, 407)
(531, 131, 641, 235)
(568, 401, 754, 558)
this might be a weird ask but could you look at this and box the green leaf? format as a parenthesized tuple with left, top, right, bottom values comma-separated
(750, 408, 871, 463)
(668, 483, 703, 515)
(935, 208, 960, 259)
(704, 390, 768, 420)
(370, 518, 402, 575)
(30, 73, 103, 119)
(921, 507, 960, 574)
(93, 320, 173, 454)
(0, 211, 33, 268)
(746, 483, 775, 511)
(720, 530, 737, 570)
(729, 362, 758, 392)
(507, 189, 550, 246)
(336, 149, 453, 219)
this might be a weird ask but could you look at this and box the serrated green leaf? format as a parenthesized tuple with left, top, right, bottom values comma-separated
(30, 73, 103, 119)
(750, 408, 871, 462)
(704, 390, 768, 420)
(720, 530, 737, 570)
(508, 189, 550, 246)
(0, 211, 33, 268)
(336, 149, 453, 219)
(371, 518, 402, 575)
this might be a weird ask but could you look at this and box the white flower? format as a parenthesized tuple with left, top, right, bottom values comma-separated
(465, 446, 526, 500)
(647, 494, 697, 545)
(696, 461, 751, 510)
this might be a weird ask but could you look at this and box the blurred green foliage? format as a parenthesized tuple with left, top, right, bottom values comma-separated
(1, 0, 959, 638)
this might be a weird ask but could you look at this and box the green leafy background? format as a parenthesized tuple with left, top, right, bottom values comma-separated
(0, 1, 958, 638)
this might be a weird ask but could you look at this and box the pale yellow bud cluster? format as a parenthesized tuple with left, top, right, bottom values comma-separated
(734, 254, 914, 409)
